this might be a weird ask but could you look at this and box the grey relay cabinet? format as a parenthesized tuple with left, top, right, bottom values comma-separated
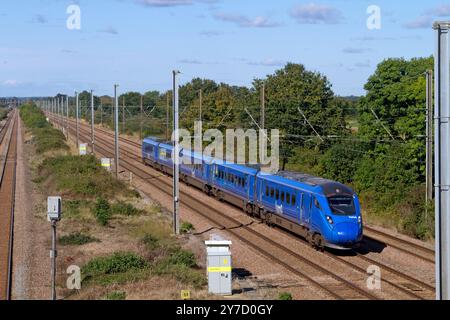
(205, 240, 232, 295)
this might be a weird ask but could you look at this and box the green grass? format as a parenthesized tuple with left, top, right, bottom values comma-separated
(59, 232, 99, 246)
(82, 252, 150, 286)
(105, 291, 126, 300)
(20, 104, 69, 154)
(111, 201, 144, 216)
(278, 292, 293, 300)
(0, 107, 7, 121)
(38, 155, 129, 199)
(83, 252, 148, 277)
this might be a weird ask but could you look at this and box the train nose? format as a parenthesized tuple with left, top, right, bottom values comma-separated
(334, 222, 361, 244)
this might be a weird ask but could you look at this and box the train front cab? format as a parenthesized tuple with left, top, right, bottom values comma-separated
(312, 192, 363, 250)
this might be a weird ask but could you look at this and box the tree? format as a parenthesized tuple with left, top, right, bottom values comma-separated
(254, 63, 345, 169)
(357, 57, 433, 186)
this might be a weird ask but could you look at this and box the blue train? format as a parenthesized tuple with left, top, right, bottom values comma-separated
(142, 137, 363, 250)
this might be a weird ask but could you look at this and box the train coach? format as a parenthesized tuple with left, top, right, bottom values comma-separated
(142, 137, 363, 250)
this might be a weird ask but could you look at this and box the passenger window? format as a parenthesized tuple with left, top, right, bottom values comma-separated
(275, 189, 279, 200)
(286, 193, 291, 205)
(292, 195, 296, 205)
(266, 186, 269, 196)
(270, 188, 274, 198)
(281, 192, 285, 202)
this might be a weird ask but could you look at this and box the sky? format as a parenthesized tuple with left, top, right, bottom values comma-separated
(0, 0, 447, 97)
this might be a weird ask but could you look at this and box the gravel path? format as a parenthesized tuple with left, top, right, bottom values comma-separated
(12, 117, 51, 300)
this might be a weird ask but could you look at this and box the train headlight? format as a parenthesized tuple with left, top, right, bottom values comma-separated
(358, 216, 362, 224)
(326, 215, 333, 225)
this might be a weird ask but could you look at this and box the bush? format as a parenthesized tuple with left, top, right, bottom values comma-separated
(20, 104, 69, 153)
(278, 292, 293, 300)
(39, 155, 127, 198)
(59, 232, 99, 246)
(111, 201, 143, 216)
(180, 222, 195, 234)
(83, 252, 148, 277)
(167, 247, 197, 268)
(142, 234, 160, 250)
(93, 197, 111, 226)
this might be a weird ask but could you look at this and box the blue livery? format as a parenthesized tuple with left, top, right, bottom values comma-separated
(142, 138, 363, 250)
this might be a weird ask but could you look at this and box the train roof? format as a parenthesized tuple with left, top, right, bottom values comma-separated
(258, 171, 354, 197)
(216, 162, 260, 175)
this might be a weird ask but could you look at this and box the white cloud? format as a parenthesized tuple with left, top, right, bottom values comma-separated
(137, 0, 218, 7)
(32, 14, 48, 24)
(213, 12, 280, 28)
(290, 3, 342, 24)
(2, 80, 18, 86)
(426, 4, 450, 17)
(404, 15, 433, 29)
(343, 47, 368, 54)
(248, 59, 286, 67)
(178, 59, 203, 64)
(99, 26, 119, 35)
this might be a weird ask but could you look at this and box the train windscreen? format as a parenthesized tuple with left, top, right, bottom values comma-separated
(327, 196, 356, 215)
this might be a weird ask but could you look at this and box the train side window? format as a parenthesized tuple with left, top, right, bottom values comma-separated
(270, 188, 274, 198)
(286, 193, 291, 205)
(292, 194, 297, 205)
(275, 189, 279, 200)
(265, 186, 269, 197)
(281, 192, 285, 202)
(314, 197, 321, 209)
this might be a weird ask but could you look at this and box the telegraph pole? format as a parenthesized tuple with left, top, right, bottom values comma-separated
(426, 70, 434, 208)
(434, 21, 450, 300)
(75, 92, 79, 149)
(199, 89, 203, 123)
(90, 90, 95, 155)
(122, 97, 125, 134)
(60, 96, 64, 130)
(140, 94, 143, 140)
(261, 83, 265, 130)
(114, 85, 120, 178)
(65, 95, 69, 140)
(166, 92, 170, 141)
(172, 70, 181, 235)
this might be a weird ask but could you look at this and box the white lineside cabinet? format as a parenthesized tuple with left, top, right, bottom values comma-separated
(47, 196, 62, 221)
(205, 240, 232, 295)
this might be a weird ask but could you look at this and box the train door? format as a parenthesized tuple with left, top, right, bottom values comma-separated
(302, 193, 312, 225)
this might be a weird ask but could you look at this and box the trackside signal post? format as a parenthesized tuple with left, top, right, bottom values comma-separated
(434, 21, 450, 300)
(47, 196, 62, 301)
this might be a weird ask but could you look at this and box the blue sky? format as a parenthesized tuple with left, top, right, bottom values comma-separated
(0, 0, 447, 97)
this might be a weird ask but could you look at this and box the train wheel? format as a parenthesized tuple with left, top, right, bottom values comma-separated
(245, 203, 253, 216)
(313, 234, 325, 251)
(203, 185, 210, 196)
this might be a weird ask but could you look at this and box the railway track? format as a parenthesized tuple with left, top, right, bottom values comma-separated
(49, 114, 435, 299)
(0, 111, 18, 300)
(49, 114, 382, 300)
(363, 226, 435, 264)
